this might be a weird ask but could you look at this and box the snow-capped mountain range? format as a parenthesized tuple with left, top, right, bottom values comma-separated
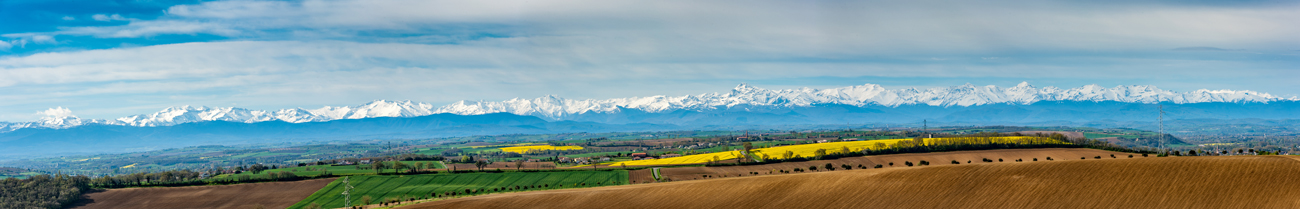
(1, 82, 1293, 132)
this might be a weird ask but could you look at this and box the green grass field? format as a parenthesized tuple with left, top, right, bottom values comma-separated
(288, 170, 628, 208)
(212, 161, 446, 180)
(1084, 133, 1135, 139)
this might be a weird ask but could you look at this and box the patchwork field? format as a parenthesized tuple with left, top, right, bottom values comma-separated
(289, 170, 627, 209)
(71, 178, 335, 209)
(212, 161, 446, 180)
(444, 161, 558, 170)
(629, 148, 1137, 183)
(499, 145, 584, 154)
(593, 138, 696, 146)
(401, 155, 1300, 209)
(611, 136, 1065, 166)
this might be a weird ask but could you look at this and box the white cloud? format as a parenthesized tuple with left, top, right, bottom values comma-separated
(59, 21, 240, 38)
(62, 16, 75, 21)
(29, 35, 55, 44)
(0, 41, 11, 50)
(1, 0, 1298, 121)
(91, 14, 128, 22)
(13, 0, 1298, 52)
(37, 107, 75, 119)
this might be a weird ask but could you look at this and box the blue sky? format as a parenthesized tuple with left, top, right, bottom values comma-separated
(1, 0, 1298, 121)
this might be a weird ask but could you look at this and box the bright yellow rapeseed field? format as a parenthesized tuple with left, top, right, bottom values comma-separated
(500, 145, 584, 153)
(610, 151, 745, 167)
(606, 136, 1066, 166)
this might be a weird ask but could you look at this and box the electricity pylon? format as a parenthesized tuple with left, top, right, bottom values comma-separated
(1159, 104, 1166, 154)
(342, 177, 355, 207)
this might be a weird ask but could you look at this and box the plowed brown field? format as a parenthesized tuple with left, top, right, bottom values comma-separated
(630, 148, 1136, 183)
(72, 178, 335, 209)
(402, 155, 1300, 209)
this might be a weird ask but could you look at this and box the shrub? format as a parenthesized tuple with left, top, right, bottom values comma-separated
(873, 164, 883, 168)
(998, 158, 1003, 162)
(1032, 158, 1037, 161)
(904, 161, 914, 166)
(919, 160, 929, 166)
(1128, 154, 1134, 158)
(1094, 156, 1101, 159)
(952, 160, 960, 164)
(1143, 153, 1149, 157)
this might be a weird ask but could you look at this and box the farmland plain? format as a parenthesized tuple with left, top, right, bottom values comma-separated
(72, 178, 335, 209)
(211, 160, 446, 181)
(402, 155, 1300, 209)
(289, 170, 627, 209)
(499, 145, 584, 154)
(629, 148, 1137, 183)
(610, 136, 1064, 166)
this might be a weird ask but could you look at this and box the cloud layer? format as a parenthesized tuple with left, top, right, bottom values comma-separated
(0, 0, 1298, 121)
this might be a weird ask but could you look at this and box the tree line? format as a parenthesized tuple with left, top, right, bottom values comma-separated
(0, 174, 91, 209)
(710, 132, 1154, 167)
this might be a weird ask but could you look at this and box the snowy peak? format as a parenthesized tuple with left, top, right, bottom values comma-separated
(37, 107, 84, 128)
(427, 82, 1293, 120)
(4, 82, 1294, 131)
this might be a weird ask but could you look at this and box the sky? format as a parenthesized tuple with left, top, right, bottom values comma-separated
(0, 0, 1297, 122)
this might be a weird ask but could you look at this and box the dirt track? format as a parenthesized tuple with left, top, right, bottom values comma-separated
(630, 148, 1137, 183)
(402, 154, 1300, 209)
(72, 178, 335, 209)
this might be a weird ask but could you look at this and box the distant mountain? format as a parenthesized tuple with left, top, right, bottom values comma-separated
(0, 113, 679, 160)
(4, 82, 1299, 160)
(2, 82, 1294, 132)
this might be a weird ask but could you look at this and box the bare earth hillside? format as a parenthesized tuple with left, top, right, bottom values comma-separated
(72, 178, 335, 209)
(404, 155, 1300, 209)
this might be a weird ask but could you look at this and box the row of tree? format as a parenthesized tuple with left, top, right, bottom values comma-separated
(712, 132, 1154, 167)
(368, 160, 438, 174)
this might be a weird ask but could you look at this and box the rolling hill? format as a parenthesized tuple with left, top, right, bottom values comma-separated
(405, 155, 1300, 209)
